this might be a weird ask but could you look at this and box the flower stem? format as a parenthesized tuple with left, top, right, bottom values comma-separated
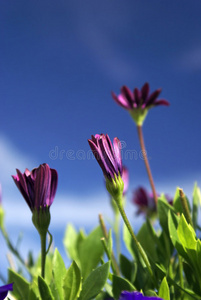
(114, 197, 155, 283)
(101, 237, 118, 275)
(114, 212, 121, 259)
(40, 232, 47, 278)
(99, 214, 120, 276)
(137, 125, 158, 204)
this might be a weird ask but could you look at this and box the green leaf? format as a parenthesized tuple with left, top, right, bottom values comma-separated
(119, 254, 136, 283)
(63, 224, 85, 264)
(63, 261, 82, 300)
(8, 269, 29, 299)
(107, 229, 113, 256)
(78, 262, 110, 300)
(78, 226, 104, 280)
(177, 214, 196, 250)
(38, 276, 54, 300)
(49, 248, 66, 299)
(192, 183, 201, 229)
(112, 275, 135, 300)
(137, 222, 158, 262)
(123, 223, 135, 259)
(159, 277, 170, 300)
(158, 196, 175, 234)
(28, 288, 39, 300)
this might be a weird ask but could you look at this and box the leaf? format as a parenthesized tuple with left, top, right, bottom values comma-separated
(177, 214, 197, 250)
(78, 262, 110, 300)
(158, 277, 170, 300)
(123, 223, 135, 259)
(63, 224, 85, 264)
(158, 196, 175, 234)
(28, 288, 39, 300)
(119, 254, 136, 283)
(107, 229, 113, 256)
(192, 183, 201, 229)
(63, 261, 82, 300)
(78, 226, 104, 280)
(8, 269, 29, 299)
(137, 222, 158, 262)
(52, 248, 66, 299)
(112, 275, 135, 300)
(38, 276, 54, 300)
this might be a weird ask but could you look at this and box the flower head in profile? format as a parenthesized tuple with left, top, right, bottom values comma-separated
(112, 83, 169, 125)
(132, 187, 172, 217)
(12, 164, 58, 233)
(119, 291, 163, 300)
(88, 134, 124, 199)
(12, 163, 58, 212)
(0, 283, 13, 300)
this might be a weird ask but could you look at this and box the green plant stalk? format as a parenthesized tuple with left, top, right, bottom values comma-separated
(114, 211, 121, 259)
(137, 125, 158, 204)
(178, 255, 184, 299)
(99, 214, 120, 276)
(179, 188, 193, 227)
(40, 232, 47, 278)
(101, 238, 118, 275)
(114, 196, 155, 283)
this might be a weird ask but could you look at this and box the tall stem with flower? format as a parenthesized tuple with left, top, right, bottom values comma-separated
(12, 164, 58, 278)
(112, 82, 169, 205)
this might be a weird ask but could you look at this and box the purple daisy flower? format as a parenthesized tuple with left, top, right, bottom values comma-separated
(133, 187, 172, 216)
(0, 283, 13, 300)
(112, 83, 169, 111)
(12, 163, 58, 212)
(88, 134, 123, 181)
(119, 291, 163, 300)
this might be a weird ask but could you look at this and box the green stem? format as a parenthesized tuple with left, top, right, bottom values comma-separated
(40, 232, 47, 278)
(179, 188, 193, 227)
(137, 125, 158, 205)
(178, 255, 184, 299)
(114, 212, 121, 260)
(99, 214, 120, 276)
(115, 197, 155, 283)
(101, 238, 118, 275)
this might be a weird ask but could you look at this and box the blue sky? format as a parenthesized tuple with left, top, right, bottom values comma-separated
(1, 0, 201, 282)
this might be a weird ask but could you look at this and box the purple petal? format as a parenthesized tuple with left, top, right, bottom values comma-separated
(99, 135, 117, 177)
(0, 283, 13, 300)
(122, 167, 129, 195)
(12, 170, 33, 211)
(88, 138, 112, 179)
(112, 92, 132, 110)
(121, 86, 134, 107)
(141, 82, 150, 101)
(48, 168, 58, 206)
(34, 164, 51, 209)
(119, 291, 163, 300)
(154, 99, 170, 106)
(113, 137, 123, 176)
(146, 89, 161, 106)
(134, 88, 141, 106)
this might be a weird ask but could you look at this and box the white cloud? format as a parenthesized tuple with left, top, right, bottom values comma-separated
(0, 134, 35, 189)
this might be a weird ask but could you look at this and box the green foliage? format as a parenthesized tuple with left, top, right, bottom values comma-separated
(158, 277, 170, 300)
(78, 262, 110, 300)
(112, 275, 135, 300)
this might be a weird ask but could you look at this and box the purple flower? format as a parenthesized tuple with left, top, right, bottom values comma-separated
(88, 134, 123, 181)
(0, 283, 13, 300)
(112, 83, 169, 111)
(119, 291, 163, 300)
(133, 187, 172, 216)
(12, 164, 58, 212)
(133, 187, 156, 216)
(122, 167, 129, 195)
